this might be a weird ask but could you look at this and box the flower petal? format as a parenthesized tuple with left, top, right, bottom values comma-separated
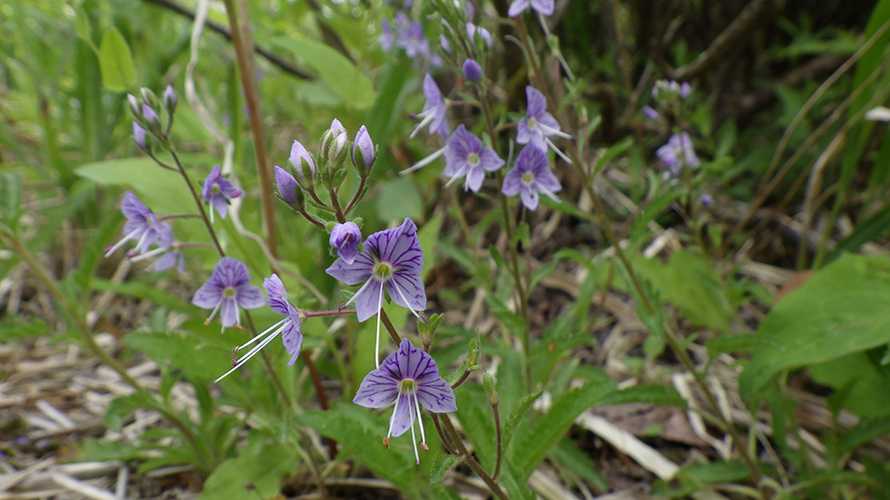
(521, 186, 539, 211)
(417, 376, 458, 413)
(388, 392, 417, 437)
(264, 274, 290, 315)
(508, 0, 529, 17)
(354, 279, 384, 322)
(530, 0, 554, 15)
(466, 166, 485, 192)
(526, 86, 547, 119)
(236, 285, 266, 309)
(388, 272, 427, 312)
(281, 321, 303, 366)
(326, 252, 374, 285)
(191, 282, 222, 309)
(353, 368, 399, 408)
(220, 297, 238, 327)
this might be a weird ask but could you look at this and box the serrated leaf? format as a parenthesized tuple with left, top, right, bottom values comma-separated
(502, 391, 542, 451)
(739, 254, 890, 400)
(98, 27, 135, 91)
(0, 317, 49, 341)
(429, 451, 458, 485)
(597, 384, 687, 408)
(509, 380, 616, 482)
(199, 443, 298, 500)
(124, 331, 232, 383)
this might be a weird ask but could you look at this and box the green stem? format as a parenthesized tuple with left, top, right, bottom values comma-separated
(438, 413, 508, 500)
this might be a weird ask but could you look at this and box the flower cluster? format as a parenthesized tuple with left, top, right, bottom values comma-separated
(380, 4, 443, 68)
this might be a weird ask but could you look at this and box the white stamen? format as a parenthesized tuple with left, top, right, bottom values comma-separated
(128, 245, 168, 262)
(104, 227, 144, 257)
(375, 279, 385, 367)
(205, 297, 223, 324)
(402, 147, 446, 174)
(545, 137, 573, 164)
(409, 109, 436, 139)
(214, 323, 285, 383)
(409, 409, 420, 465)
(536, 183, 562, 203)
(414, 391, 427, 446)
(388, 385, 403, 440)
(234, 318, 286, 351)
(393, 280, 423, 320)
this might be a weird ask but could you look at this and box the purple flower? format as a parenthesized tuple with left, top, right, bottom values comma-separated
(127, 222, 183, 273)
(380, 18, 395, 51)
(353, 338, 457, 464)
(326, 218, 426, 365)
(466, 22, 493, 48)
(330, 222, 362, 265)
(399, 22, 430, 59)
(462, 58, 483, 82)
(154, 247, 185, 273)
(191, 257, 265, 333)
(502, 145, 561, 211)
(352, 125, 375, 170)
(289, 140, 316, 181)
(700, 194, 713, 206)
(201, 165, 244, 222)
(680, 82, 691, 100)
(133, 122, 147, 148)
(642, 106, 660, 120)
(440, 34, 452, 55)
(517, 86, 571, 160)
(275, 166, 299, 204)
(105, 191, 168, 257)
(214, 274, 302, 382)
(443, 124, 504, 192)
(508, 0, 554, 17)
(411, 74, 449, 139)
(656, 132, 698, 177)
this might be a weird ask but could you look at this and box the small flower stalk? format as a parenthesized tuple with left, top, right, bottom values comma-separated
(353, 338, 457, 464)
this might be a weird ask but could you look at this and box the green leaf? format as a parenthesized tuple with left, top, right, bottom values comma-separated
(597, 384, 687, 408)
(632, 250, 732, 330)
(551, 438, 608, 491)
(739, 254, 890, 400)
(0, 317, 49, 341)
(297, 403, 421, 492)
(509, 380, 616, 481)
(124, 331, 233, 383)
(0, 171, 22, 228)
(502, 391, 543, 451)
(199, 443, 298, 500)
(809, 350, 890, 418)
(838, 416, 890, 456)
(679, 460, 750, 483)
(76, 439, 148, 463)
(375, 176, 423, 223)
(272, 37, 376, 109)
(104, 390, 160, 431)
(454, 385, 497, 470)
(418, 214, 442, 278)
(73, 7, 97, 52)
(75, 158, 195, 214)
(98, 27, 136, 92)
(429, 451, 458, 485)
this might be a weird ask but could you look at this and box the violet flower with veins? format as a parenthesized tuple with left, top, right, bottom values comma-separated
(353, 338, 457, 464)
(517, 86, 572, 163)
(215, 274, 302, 382)
(508, 0, 554, 17)
(192, 257, 265, 333)
(330, 222, 362, 265)
(443, 124, 504, 192)
(326, 218, 426, 366)
(105, 191, 168, 258)
(410, 74, 448, 139)
(201, 165, 243, 222)
(502, 145, 562, 211)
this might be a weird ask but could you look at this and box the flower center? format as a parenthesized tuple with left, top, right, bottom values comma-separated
(223, 287, 236, 299)
(373, 261, 394, 280)
(398, 378, 418, 394)
(522, 171, 535, 185)
(211, 183, 221, 195)
(467, 152, 480, 167)
(528, 117, 538, 130)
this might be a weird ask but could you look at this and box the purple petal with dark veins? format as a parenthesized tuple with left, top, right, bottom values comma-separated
(388, 392, 417, 437)
(236, 285, 265, 309)
(326, 252, 374, 285)
(516, 117, 532, 146)
(526, 86, 547, 119)
(354, 279, 384, 322)
(417, 377, 458, 413)
(264, 274, 290, 315)
(388, 272, 426, 311)
(501, 167, 522, 197)
(220, 297, 238, 327)
(191, 282, 222, 309)
(121, 191, 151, 221)
(353, 368, 399, 408)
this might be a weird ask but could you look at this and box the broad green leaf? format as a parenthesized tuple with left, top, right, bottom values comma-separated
(739, 254, 890, 400)
(838, 416, 890, 456)
(297, 403, 421, 493)
(501, 391, 543, 451)
(454, 385, 497, 470)
(509, 379, 615, 481)
(551, 438, 608, 491)
(429, 451, 458, 485)
(809, 350, 890, 418)
(200, 443, 298, 500)
(98, 27, 136, 91)
(73, 7, 97, 52)
(76, 440, 148, 463)
(597, 384, 686, 408)
(633, 250, 732, 330)
(418, 214, 442, 278)
(124, 331, 233, 383)
(375, 176, 423, 223)
(272, 38, 376, 109)
(75, 158, 195, 214)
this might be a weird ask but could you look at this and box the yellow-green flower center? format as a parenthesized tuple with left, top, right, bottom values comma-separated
(528, 117, 538, 130)
(223, 287, 236, 298)
(467, 152, 480, 167)
(398, 379, 417, 393)
(373, 261, 394, 280)
(211, 183, 221, 195)
(522, 172, 534, 184)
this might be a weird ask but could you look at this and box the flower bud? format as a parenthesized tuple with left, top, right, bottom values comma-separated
(322, 119, 348, 162)
(133, 122, 148, 149)
(462, 58, 483, 83)
(642, 106, 659, 120)
(464, 339, 480, 369)
(140, 87, 158, 111)
(330, 221, 362, 265)
(163, 85, 177, 112)
(352, 125, 375, 173)
(127, 94, 141, 118)
(483, 373, 499, 406)
(289, 140, 316, 183)
(274, 165, 301, 206)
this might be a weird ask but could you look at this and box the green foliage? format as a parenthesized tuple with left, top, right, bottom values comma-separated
(199, 440, 299, 500)
(98, 27, 136, 92)
(739, 254, 890, 401)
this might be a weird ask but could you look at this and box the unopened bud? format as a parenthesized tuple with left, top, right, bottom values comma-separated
(140, 87, 158, 110)
(483, 373, 498, 406)
(465, 339, 480, 369)
(163, 84, 177, 112)
(352, 125, 376, 174)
